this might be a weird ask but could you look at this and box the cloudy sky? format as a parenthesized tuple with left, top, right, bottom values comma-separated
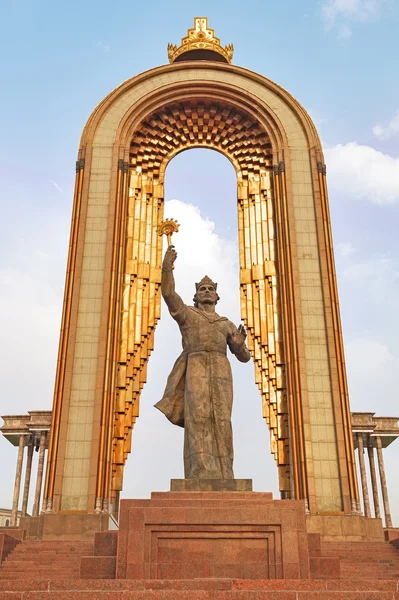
(0, 0, 398, 524)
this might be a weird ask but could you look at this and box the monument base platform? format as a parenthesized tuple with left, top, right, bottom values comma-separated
(170, 478, 253, 491)
(1, 490, 399, 592)
(116, 490, 310, 579)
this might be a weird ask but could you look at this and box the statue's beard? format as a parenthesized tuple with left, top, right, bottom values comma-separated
(198, 297, 216, 305)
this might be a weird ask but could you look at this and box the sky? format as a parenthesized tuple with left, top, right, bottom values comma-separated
(0, 0, 399, 524)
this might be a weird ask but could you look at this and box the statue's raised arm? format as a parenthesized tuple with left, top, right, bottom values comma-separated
(161, 245, 186, 320)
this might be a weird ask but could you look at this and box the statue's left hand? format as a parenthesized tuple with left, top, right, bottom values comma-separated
(238, 324, 247, 339)
(231, 324, 247, 346)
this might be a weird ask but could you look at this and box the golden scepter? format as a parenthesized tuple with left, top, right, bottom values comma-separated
(158, 218, 180, 268)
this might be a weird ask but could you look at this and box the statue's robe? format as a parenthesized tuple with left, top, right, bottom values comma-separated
(155, 304, 250, 479)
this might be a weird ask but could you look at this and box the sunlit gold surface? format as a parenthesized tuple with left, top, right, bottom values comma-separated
(238, 170, 290, 494)
(111, 172, 164, 495)
(110, 100, 289, 499)
(168, 17, 233, 64)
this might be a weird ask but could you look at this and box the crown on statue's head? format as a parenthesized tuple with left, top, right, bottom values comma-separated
(168, 17, 234, 64)
(195, 275, 218, 291)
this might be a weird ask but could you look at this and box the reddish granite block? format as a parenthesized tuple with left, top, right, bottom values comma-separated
(281, 532, 300, 564)
(233, 580, 327, 591)
(310, 556, 340, 579)
(213, 592, 259, 599)
(282, 562, 301, 579)
(145, 580, 232, 591)
(50, 580, 145, 590)
(23, 594, 145, 600)
(307, 533, 321, 556)
(125, 563, 144, 578)
(0, 594, 23, 600)
(257, 594, 297, 600)
(0, 529, 24, 541)
(391, 538, 399, 551)
(0, 534, 20, 564)
(185, 560, 214, 579)
(127, 531, 145, 560)
(326, 580, 397, 591)
(157, 562, 187, 579)
(115, 492, 310, 581)
(384, 528, 399, 542)
(170, 479, 253, 491)
(184, 508, 214, 524)
(94, 531, 118, 556)
(0, 581, 48, 592)
(80, 556, 116, 579)
(214, 593, 297, 600)
(298, 593, 394, 600)
(240, 563, 269, 579)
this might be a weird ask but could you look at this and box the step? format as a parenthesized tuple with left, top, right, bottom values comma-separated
(0, 578, 398, 595)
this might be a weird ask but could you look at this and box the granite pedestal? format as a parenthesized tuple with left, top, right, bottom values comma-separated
(116, 484, 310, 580)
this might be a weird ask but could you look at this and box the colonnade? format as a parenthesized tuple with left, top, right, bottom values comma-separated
(1, 411, 52, 527)
(355, 432, 394, 527)
(10, 431, 48, 526)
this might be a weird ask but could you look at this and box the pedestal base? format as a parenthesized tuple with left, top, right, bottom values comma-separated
(116, 491, 310, 579)
(170, 478, 253, 491)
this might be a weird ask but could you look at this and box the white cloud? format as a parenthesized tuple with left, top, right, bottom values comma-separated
(321, 0, 384, 34)
(373, 111, 399, 141)
(338, 23, 353, 38)
(336, 241, 356, 258)
(325, 142, 399, 204)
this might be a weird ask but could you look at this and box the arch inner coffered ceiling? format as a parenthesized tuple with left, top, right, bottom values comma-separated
(129, 99, 273, 179)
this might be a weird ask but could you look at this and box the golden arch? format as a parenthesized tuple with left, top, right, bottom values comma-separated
(44, 62, 358, 516)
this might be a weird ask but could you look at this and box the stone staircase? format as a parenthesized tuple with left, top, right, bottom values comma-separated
(0, 535, 399, 598)
(0, 577, 399, 598)
(321, 540, 399, 580)
(0, 540, 93, 580)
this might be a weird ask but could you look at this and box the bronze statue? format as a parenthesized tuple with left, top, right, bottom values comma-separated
(155, 245, 251, 479)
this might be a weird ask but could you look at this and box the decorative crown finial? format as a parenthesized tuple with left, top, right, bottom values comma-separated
(168, 17, 234, 64)
(195, 275, 218, 292)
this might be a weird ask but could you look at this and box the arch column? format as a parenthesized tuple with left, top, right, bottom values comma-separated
(33, 431, 47, 517)
(21, 439, 34, 518)
(11, 434, 25, 526)
(367, 444, 380, 519)
(376, 436, 392, 527)
(357, 433, 371, 518)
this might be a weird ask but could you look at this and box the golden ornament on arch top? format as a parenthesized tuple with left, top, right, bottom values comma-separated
(168, 17, 234, 64)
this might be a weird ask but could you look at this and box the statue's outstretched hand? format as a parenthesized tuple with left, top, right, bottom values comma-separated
(163, 245, 177, 270)
(231, 324, 247, 346)
(238, 324, 247, 339)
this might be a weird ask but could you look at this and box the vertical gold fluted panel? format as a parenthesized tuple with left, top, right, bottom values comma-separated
(238, 171, 290, 496)
(108, 100, 291, 504)
(111, 173, 163, 497)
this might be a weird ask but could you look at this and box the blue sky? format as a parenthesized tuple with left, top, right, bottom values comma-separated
(1, 0, 399, 522)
